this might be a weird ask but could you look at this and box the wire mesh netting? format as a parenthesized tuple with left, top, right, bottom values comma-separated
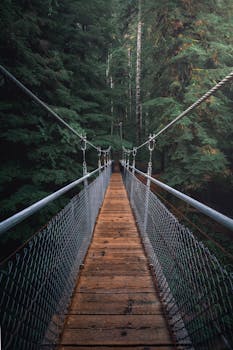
(123, 167, 233, 350)
(0, 166, 111, 350)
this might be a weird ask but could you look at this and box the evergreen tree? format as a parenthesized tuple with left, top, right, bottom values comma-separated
(0, 0, 115, 258)
(0, 0, 232, 260)
(114, 0, 233, 199)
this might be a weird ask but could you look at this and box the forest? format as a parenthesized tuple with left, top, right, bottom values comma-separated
(0, 0, 233, 262)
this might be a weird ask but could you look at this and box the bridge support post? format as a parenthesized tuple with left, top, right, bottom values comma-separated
(123, 152, 126, 176)
(143, 135, 155, 232)
(126, 150, 130, 170)
(130, 147, 137, 202)
(81, 136, 92, 233)
(98, 147, 104, 198)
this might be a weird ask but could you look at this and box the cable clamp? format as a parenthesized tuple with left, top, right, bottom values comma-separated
(80, 135, 87, 151)
(83, 161, 87, 175)
(133, 147, 137, 157)
(148, 134, 156, 152)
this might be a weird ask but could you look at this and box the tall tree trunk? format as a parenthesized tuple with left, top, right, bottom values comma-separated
(110, 76, 114, 136)
(119, 121, 123, 141)
(107, 52, 114, 136)
(136, 0, 142, 144)
(110, 75, 114, 118)
(128, 47, 132, 121)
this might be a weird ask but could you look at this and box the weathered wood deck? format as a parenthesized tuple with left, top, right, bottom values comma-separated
(59, 173, 174, 349)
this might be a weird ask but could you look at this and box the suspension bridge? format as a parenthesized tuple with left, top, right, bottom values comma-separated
(0, 65, 233, 350)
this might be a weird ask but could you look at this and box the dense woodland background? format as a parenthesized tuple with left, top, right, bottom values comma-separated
(0, 0, 232, 262)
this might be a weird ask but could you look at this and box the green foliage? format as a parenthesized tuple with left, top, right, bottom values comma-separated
(0, 0, 116, 259)
(140, 0, 233, 193)
(112, 0, 233, 217)
(0, 0, 233, 261)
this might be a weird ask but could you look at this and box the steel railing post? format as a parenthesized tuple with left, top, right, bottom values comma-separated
(130, 148, 137, 203)
(143, 135, 155, 232)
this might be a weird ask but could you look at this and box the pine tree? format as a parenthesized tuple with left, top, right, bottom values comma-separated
(136, 0, 143, 143)
(0, 0, 115, 258)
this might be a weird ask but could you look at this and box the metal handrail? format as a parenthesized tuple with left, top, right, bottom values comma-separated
(0, 165, 107, 236)
(124, 163, 233, 231)
(122, 162, 233, 349)
(0, 163, 112, 349)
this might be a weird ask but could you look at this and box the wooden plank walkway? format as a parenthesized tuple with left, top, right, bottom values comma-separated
(59, 173, 174, 350)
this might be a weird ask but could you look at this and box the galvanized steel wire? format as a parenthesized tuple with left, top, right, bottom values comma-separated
(133, 70, 233, 151)
(122, 165, 233, 350)
(0, 165, 111, 350)
(0, 64, 111, 154)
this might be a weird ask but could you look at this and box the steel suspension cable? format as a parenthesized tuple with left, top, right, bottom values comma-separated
(0, 64, 110, 153)
(136, 70, 233, 150)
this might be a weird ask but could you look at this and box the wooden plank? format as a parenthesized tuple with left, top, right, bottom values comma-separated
(65, 314, 168, 328)
(91, 244, 141, 249)
(93, 233, 139, 239)
(68, 293, 163, 315)
(101, 207, 132, 211)
(58, 173, 174, 349)
(61, 329, 170, 345)
(91, 243, 142, 249)
(82, 261, 149, 276)
(94, 226, 138, 231)
(84, 257, 147, 266)
(87, 248, 146, 256)
(59, 347, 177, 350)
(94, 231, 138, 236)
(92, 237, 141, 245)
(61, 323, 170, 346)
(95, 223, 137, 229)
(84, 256, 147, 266)
(78, 275, 155, 293)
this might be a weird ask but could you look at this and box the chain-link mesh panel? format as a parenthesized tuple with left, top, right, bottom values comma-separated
(123, 168, 233, 350)
(0, 166, 111, 350)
